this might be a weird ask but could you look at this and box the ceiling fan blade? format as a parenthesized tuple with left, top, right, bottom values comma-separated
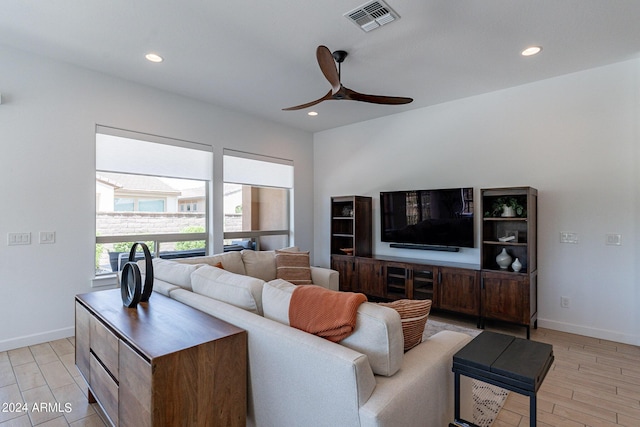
(282, 90, 333, 111)
(316, 46, 341, 94)
(344, 87, 413, 105)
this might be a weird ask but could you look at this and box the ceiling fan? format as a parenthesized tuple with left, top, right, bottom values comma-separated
(283, 45, 413, 111)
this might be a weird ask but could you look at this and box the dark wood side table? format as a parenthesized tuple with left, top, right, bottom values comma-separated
(76, 289, 247, 427)
(449, 331, 553, 427)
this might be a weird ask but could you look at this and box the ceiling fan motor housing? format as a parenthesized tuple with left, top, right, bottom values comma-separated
(332, 50, 348, 63)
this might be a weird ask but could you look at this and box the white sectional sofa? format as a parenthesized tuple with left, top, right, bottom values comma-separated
(141, 250, 473, 427)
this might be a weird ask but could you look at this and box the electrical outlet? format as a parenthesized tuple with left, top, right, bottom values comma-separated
(605, 233, 621, 246)
(561, 297, 570, 308)
(560, 232, 578, 244)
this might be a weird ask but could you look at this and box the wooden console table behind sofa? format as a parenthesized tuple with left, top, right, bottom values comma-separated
(75, 289, 247, 427)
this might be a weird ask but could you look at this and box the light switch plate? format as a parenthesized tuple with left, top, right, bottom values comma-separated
(8, 232, 31, 245)
(560, 232, 578, 244)
(39, 231, 56, 244)
(605, 233, 621, 246)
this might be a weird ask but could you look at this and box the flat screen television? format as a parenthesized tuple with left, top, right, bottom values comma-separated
(380, 188, 474, 250)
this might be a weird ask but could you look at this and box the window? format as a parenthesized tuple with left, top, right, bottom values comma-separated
(223, 151, 293, 251)
(95, 127, 212, 275)
(112, 196, 165, 212)
(114, 198, 134, 211)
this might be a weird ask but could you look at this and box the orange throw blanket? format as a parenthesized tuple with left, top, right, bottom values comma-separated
(289, 285, 367, 342)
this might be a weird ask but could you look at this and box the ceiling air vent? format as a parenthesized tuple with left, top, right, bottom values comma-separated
(344, 0, 400, 32)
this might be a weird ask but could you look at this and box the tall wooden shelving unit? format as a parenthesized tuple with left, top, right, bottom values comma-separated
(330, 196, 372, 293)
(330, 196, 372, 258)
(480, 187, 538, 338)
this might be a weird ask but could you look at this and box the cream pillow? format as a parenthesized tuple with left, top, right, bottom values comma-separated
(242, 248, 300, 281)
(241, 250, 277, 281)
(176, 251, 246, 276)
(137, 258, 203, 291)
(262, 279, 294, 324)
(262, 279, 403, 376)
(191, 265, 265, 315)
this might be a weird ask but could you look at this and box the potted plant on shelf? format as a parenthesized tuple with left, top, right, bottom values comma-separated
(486, 197, 526, 218)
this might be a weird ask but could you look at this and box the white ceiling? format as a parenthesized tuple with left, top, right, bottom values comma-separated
(2, 0, 640, 133)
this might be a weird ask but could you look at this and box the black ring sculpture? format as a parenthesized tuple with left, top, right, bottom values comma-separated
(120, 242, 154, 308)
(121, 262, 142, 308)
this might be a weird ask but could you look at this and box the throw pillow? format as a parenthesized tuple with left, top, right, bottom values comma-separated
(378, 299, 432, 351)
(262, 279, 295, 325)
(214, 261, 224, 269)
(275, 250, 312, 285)
(241, 250, 278, 281)
(176, 251, 246, 275)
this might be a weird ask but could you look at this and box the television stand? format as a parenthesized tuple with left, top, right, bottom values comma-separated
(390, 243, 460, 252)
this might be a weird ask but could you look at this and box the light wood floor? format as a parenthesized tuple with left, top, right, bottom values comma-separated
(2, 322, 639, 427)
(431, 313, 640, 427)
(0, 337, 106, 427)
(493, 326, 640, 427)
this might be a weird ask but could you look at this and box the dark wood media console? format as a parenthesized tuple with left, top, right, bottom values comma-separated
(332, 253, 538, 337)
(331, 187, 538, 337)
(332, 254, 483, 323)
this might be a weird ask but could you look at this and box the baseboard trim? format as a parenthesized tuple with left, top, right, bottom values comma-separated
(538, 318, 640, 346)
(0, 326, 75, 352)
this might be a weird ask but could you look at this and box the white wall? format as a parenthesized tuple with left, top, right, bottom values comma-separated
(0, 45, 314, 351)
(314, 59, 640, 345)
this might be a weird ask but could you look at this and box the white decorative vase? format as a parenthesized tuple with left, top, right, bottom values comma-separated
(496, 248, 512, 270)
(501, 205, 516, 217)
(511, 257, 522, 272)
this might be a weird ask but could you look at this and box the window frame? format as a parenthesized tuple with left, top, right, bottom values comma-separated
(95, 126, 212, 280)
(222, 150, 293, 250)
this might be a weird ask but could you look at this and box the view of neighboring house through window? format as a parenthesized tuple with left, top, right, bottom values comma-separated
(95, 127, 212, 275)
(223, 150, 293, 251)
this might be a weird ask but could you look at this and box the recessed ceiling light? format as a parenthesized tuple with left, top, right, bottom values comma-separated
(521, 46, 542, 57)
(145, 53, 163, 63)
(308, 111, 318, 116)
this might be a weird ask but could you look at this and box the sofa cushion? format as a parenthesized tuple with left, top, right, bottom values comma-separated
(175, 251, 246, 276)
(191, 265, 265, 315)
(275, 250, 312, 285)
(263, 279, 404, 376)
(262, 279, 294, 324)
(137, 258, 203, 291)
(241, 250, 277, 281)
(378, 299, 432, 351)
(340, 303, 404, 376)
(241, 248, 300, 282)
(151, 279, 181, 297)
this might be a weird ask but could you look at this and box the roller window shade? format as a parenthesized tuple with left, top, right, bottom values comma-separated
(223, 151, 293, 188)
(96, 127, 213, 180)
